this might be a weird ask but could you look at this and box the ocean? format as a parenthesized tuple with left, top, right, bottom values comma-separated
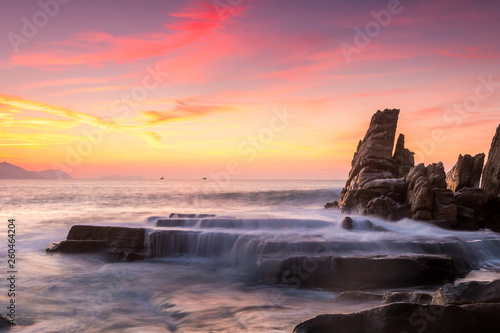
(1, 179, 500, 332)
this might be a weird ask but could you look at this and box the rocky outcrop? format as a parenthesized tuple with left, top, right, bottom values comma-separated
(339, 109, 412, 214)
(46, 225, 146, 261)
(481, 125, 500, 195)
(329, 109, 500, 232)
(258, 254, 456, 290)
(446, 153, 485, 192)
(293, 303, 477, 333)
(432, 280, 500, 305)
(405, 163, 458, 224)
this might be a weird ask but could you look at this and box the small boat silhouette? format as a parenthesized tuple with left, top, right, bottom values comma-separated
(202, 176, 207, 180)
(160, 176, 164, 180)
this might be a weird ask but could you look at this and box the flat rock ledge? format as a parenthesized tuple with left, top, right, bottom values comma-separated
(46, 225, 146, 261)
(258, 254, 457, 290)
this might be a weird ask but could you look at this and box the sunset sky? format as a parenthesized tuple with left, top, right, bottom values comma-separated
(1, 0, 499, 179)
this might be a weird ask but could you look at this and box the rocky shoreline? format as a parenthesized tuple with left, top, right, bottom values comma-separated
(40, 109, 500, 332)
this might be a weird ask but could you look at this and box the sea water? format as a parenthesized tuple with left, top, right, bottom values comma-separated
(1, 179, 500, 332)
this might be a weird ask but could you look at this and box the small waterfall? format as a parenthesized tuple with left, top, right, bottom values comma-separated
(145, 214, 500, 279)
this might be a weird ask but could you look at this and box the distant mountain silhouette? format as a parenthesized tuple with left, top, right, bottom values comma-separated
(99, 174, 146, 180)
(0, 162, 72, 180)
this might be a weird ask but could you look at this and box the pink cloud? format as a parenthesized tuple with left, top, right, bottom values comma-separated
(7, 2, 247, 70)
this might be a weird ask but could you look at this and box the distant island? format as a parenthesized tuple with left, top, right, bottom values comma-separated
(0, 162, 72, 180)
(99, 174, 146, 180)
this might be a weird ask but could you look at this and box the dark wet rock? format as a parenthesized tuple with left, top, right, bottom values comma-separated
(341, 216, 354, 230)
(156, 219, 199, 227)
(324, 201, 339, 209)
(432, 279, 500, 305)
(383, 291, 433, 304)
(46, 225, 146, 261)
(455, 188, 500, 231)
(258, 254, 456, 290)
(0, 314, 11, 328)
(392, 134, 415, 177)
(481, 124, 500, 195)
(169, 213, 216, 218)
(45, 240, 108, 253)
(333, 291, 383, 303)
(293, 303, 477, 333)
(363, 196, 410, 221)
(456, 205, 484, 231)
(461, 303, 500, 333)
(446, 153, 485, 192)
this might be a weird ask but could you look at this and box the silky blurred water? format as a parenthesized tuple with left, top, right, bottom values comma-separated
(0, 179, 499, 332)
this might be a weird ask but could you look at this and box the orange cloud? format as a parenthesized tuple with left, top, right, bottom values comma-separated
(142, 100, 235, 124)
(131, 131, 167, 148)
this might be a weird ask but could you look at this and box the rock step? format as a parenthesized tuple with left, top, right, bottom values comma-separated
(169, 213, 216, 218)
(46, 225, 146, 260)
(156, 219, 199, 227)
(258, 254, 457, 290)
(156, 218, 334, 229)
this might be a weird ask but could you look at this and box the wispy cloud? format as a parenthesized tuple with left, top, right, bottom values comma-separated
(0, 94, 115, 129)
(132, 131, 167, 148)
(142, 100, 236, 124)
(6, 2, 246, 70)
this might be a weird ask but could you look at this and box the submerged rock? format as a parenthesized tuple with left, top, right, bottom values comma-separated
(432, 279, 500, 305)
(324, 201, 339, 209)
(341, 217, 387, 231)
(383, 291, 433, 304)
(333, 291, 383, 303)
(446, 153, 485, 192)
(481, 124, 500, 195)
(293, 303, 477, 333)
